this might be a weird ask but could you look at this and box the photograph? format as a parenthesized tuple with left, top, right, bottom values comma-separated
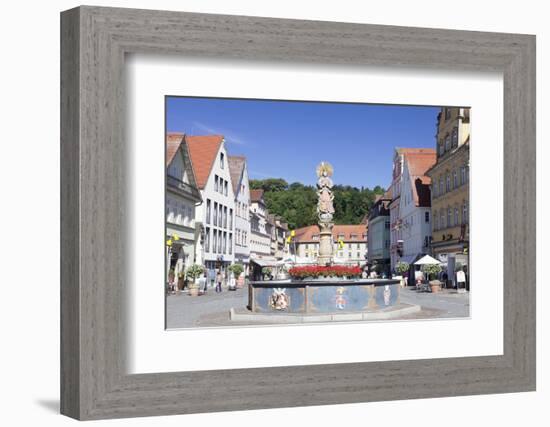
(165, 97, 471, 329)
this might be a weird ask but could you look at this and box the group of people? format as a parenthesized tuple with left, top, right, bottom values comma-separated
(198, 269, 239, 294)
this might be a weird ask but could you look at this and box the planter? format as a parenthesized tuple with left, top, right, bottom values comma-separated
(188, 285, 200, 297)
(429, 280, 442, 293)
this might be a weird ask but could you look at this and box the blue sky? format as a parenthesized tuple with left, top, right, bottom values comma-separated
(166, 96, 439, 189)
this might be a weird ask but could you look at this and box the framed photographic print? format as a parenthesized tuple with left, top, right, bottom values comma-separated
(61, 6, 536, 420)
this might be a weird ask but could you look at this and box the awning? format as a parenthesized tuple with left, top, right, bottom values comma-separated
(414, 255, 441, 265)
(250, 257, 279, 267)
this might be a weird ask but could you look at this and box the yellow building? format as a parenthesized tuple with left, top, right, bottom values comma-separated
(426, 107, 470, 274)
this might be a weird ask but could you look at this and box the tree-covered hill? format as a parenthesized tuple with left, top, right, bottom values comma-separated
(249, 178, 385, 230)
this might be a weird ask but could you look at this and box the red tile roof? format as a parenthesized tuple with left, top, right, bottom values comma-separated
(294, 224, 367, 243)
(250, 189, 265, 203)
(404, 150, 436, 207)
(228, 155, 246, 196)
(185, 135, 224, 189)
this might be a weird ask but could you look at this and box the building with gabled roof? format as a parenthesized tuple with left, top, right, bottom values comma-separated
(228, 155, 251, 273)
(397, 149, 436, 267)
(165, 133, 203, 291)
(389, 147, 437, 270)
(185, 134, 236, 274)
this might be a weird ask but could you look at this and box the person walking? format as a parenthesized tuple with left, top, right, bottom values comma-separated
(215, 270, 222, 293)
(199, 272, 208, 294)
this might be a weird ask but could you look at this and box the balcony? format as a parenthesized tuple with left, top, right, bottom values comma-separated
(167, 175, 202, 202)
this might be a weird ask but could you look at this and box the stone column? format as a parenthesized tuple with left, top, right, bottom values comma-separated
(317, 228, 333, 266)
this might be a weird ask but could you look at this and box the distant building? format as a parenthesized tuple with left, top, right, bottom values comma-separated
(367, 189, 392, 273)
(228, 155, 251, 274)
(398, 149, 436, 266)
(426, 107, 470, 274)
(249, 189, 272, 258)
(291, 224, 368, 265)
(186, 134, 235, 273)
(165, 134, 203, 280)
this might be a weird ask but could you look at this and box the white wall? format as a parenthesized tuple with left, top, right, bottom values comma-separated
(399, 160, 432, 259)
(234, 164, 251, 262)
(196, 141, 236, 264)
(0, 1, 546, 427)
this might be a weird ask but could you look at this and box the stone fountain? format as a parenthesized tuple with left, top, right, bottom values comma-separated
(235, 163, 420, 322)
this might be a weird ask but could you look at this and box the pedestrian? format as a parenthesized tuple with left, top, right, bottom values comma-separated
(200, 272, 208, 294)
(215, 271, 222, 293)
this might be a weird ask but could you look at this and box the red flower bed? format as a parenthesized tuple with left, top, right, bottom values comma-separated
(288, 265, 362, 279)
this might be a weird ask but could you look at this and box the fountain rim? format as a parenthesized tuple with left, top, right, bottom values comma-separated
(249, 278, 400, 288)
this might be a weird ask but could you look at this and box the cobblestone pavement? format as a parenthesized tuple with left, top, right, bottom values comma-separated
(166, 285, 470, 329)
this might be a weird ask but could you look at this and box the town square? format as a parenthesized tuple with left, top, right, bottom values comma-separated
(165, 97, 470, 328)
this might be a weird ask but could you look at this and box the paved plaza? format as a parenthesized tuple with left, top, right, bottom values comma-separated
(166, 285, 470, 329)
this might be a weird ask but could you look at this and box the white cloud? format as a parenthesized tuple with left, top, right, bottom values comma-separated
(192, 121, 247, 145)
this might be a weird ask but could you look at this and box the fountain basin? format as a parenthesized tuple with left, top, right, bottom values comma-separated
(248, 279, 400, 314)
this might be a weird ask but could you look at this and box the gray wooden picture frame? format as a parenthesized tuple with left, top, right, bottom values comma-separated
(60, 5, 536, 421)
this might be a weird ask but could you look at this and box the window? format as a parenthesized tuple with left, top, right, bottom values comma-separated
(220, 152, 225, 169)
(446, 174, 451, 192)
(440, 209, 445, 229)
(439, 177, 444, 195)
(223, 232, 227, 253)
(439, 141, 444, 156)
(433, 181, 438, 198)
(445, 134, 451, 152)
(452, 127, 458, 147)
(434, 215, 439, 231)
(461, 166, 466, 185)
(224, 181, 228, 196)
(385, 220, 390, 229)
(223, 206, 228, 228)
(454, 207, 459, 226)
(205, 227, 210, 252)
(214, 175, 219, 192)
(463, 202, 468, 224)
(229, 209, 233, 229)
(229, 233, 232, 254)
(445, 107, 451, 120)
(424, 236, 430, 248)
(219, 204, 223, 227)
(213, 202, 218, 225)
(206, 199, 211, 224)
(213, 229, 217, 253)
(447, 207, 452, 228)
(453, 169, 458, 188)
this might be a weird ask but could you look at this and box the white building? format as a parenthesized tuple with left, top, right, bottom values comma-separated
(249, 189, 272, 258)
(228, 155, 251, 273)
(397, 150, 436, 267)
(186, 135, 236, 273)
(165, 134, 202, 283)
